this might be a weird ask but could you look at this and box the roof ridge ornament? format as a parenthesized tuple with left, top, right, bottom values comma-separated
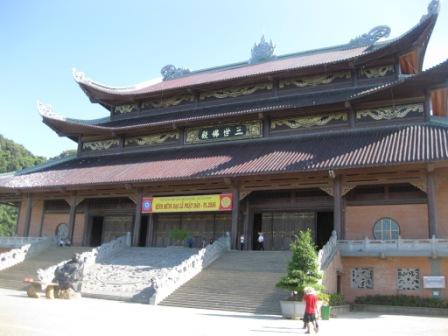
(250, 35, 275, 64)
(161, 64, 191, 81)
(421, 0, 440, 22)
(72, 68, 87, 83)
(36, 100, 63, 120)
(348, 26, 391, 48)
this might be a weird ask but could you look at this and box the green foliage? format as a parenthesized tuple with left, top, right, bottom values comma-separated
(355, 295, 448, 309)
(0, 134, 49, 236)
(0, 135, 46, 173)
(0, 204, 18, 236)
(168, 228, 190, 243)
(328, 293, 346, 306)
(276, 229, 322, 299)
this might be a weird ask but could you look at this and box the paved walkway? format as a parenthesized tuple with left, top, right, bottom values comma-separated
(0, 288, 447, 336)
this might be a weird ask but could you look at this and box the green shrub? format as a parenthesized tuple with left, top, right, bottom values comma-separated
(168, 228, 190, 243)
(276, 229, 322, 300)
(354, 295, 448, 309)
(329, 293, 345, 306)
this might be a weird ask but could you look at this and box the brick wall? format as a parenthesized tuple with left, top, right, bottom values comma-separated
(340, 256, 447, 302)
(345, 204, 428, 240)
(41, 213, 69, 238)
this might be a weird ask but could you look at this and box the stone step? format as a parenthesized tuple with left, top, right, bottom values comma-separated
(159, 251, 289, 314)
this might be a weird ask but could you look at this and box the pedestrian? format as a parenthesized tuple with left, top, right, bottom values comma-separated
(303, 287, 319, 334)
(240, 234, 245, 250)
(257, 232, 264, 250)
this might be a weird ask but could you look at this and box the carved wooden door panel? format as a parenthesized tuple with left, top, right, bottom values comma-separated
(261, 212, 315, 250)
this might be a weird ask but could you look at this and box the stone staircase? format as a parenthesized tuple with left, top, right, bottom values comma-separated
(81, 247, 199, 303)
(0, 246, 91, 290)
(159, 250, 291, 315)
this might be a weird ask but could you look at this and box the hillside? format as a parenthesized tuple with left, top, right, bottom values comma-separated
(0, 135, 47, 235)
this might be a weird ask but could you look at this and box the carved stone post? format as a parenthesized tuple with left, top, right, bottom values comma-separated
(427, 170, 438, 238)
(231, 187, 240, 250)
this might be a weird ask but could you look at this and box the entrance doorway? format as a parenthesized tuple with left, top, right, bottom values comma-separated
(138, 215, 149, 247)
(90, 216, 104, 247)
(252, 213, 262, 250)
(316, 211, 334, 249)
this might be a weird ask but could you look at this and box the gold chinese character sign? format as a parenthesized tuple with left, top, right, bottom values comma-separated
(185, 121, 262, 144)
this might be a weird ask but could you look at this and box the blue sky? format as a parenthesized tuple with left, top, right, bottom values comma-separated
(0, 0, 447, 158)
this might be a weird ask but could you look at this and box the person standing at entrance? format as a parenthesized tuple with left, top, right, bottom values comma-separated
(240, 234, 245, 251)
(257, 232, 264, 250)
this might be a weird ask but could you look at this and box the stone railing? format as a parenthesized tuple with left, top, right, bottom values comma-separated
(0, 236, 48, 248)
(318, 230, 338, 270)
(0, 237, 53, 271)
(148, 233, 231, 305)
(37, 233, 131, 285)
(337, 236, 448, 257)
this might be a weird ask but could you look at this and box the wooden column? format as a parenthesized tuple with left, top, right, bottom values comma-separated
(231, 187, 240, 250)
(132, 191, 143, 246)
(67, 196, 77, 244)
(38, 201, 46, 237)
(333, 175, 343, 239)
(24, 194, 33, 237)
(427, 170, 438, 238)
(243, 199, 250, 250)
(146, 214, 155, 247)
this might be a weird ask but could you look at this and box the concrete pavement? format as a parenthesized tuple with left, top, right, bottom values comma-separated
(0, 288, 447, 336)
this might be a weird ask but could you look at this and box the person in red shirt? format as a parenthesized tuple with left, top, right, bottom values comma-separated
(303, 287, 319, 334)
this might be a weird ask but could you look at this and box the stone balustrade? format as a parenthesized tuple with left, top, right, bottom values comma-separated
(37, 233, 131, 285)
(318, 230, 338, 270)
(337, 236, 448, 257)
(149, 233, 230, 305)
(0, 237, 53, 271)
(0, 236, 48, 248)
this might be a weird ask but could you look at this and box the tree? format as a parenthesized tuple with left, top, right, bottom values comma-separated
(276, 229, 322, 300)
(0, 134, 46, 236)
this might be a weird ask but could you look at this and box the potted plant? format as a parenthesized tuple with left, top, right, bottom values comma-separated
(168, 228, 190, 247)
(276, 229, 322, 319)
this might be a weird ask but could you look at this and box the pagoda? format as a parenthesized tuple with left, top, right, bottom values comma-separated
(0, 0, 447, 301)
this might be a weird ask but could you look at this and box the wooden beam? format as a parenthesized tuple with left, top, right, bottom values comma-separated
(24, 194, 33, 237)
(132, 190, 143, 246)
(427, 170, 438, 238)
(333, 175, 343, 239)
(146, 214, 155, 247)
(67, 196, 77, 244)
(231, 186, 240, 249)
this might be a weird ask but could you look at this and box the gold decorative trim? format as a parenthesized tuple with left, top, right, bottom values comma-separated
(186, 121, 262, 144)
(125, 132, 179, 147)
(356, 104, 424, 121)
(199, 82, 272, 100)
(271, 112, 348, 129)
(115, 104, 138, 115)
(410, 180, 427, 193)
(320, 186, 333, 197)
(142, 95, 194, 109)
(360, 65, 394, 78)
(279, 71, 351, 89)
(82, 139, 120, 151)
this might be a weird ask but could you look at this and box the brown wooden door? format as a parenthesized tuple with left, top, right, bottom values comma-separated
(261, 211, 315, 250)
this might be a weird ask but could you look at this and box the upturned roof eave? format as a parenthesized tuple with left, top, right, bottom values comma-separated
(74, 8, 439, 105)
